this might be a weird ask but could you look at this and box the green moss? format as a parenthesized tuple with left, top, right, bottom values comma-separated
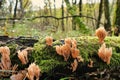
(32, 36, 120, 73)
(33, 38, 67, 72)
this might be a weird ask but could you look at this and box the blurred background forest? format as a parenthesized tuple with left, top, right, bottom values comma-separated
(0, 0, 120, 38)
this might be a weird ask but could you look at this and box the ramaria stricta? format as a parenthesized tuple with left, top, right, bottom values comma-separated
(0, 46, 11, 70)
(26, 63, 41, 80)
(95, 27, 107, 44)
(17, 47, 33, 65)
(98, 43, 112, 64)
(46, 36, 53, 46)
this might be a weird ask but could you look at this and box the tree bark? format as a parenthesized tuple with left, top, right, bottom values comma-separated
(61, 0, 65, 31)
(103, 0, 111, 31)
(114, 0, 120, 36)
(0, 0, 2, 8)
(13, 0, 18, 27)
(54, 0, 56, 17)
(19, 0, 24, 18)
(79, 0, 82, 16)
(96, 0, 103, 29)
(48, 0, 52, 15)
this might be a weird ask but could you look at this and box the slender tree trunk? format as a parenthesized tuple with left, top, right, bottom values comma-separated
(79, 0, 82, 16)
(13, 0, 18, 27)
(72, 0, 77, 30)
(54, 0, 57, 30)
(103, 0, 111, 31)
(0, 0, 2, 8)
(61, 0, 65, 31)
(96, 0, 103, 29)
(9, 0, 12, 15)
(54, 0, 56, 17)
(48, 0, 52, 15)
(114, 0, 120, 36)
(19, 0, 24, 18)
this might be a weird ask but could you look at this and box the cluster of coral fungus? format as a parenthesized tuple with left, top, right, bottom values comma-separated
(56, 38, 83, 72)
(95, 27, 107, 44)
(46, 36, 53, 46)
(98, 43, 112, 64)
(10, 63, 41, 80)
(96, 27, 112, 64)
(0, 46, 41, 80)
(17, 47, 33, 64)
(56, 38, 83, 61)
(0, 46, 11, 70)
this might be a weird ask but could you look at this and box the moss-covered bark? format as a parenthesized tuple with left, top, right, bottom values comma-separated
(33, 36, 120, 73)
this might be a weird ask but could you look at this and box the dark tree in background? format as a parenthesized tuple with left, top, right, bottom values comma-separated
(96, 0, 111, 32)
(103, 0, 111, 31)
(54, 0, 56, 17)
(96, 0, 103, 29)
(114, 0, 120, 36)
(72, 0, 77, 30)
(19, 0, 24, 18)
(13, 0, 18, 27)
(0, 0, 2, 8)
(79, 0, 82, 17)
(61, 0, 65, 31)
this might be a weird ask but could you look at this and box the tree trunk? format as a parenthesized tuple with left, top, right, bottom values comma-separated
(0, 0, 2, 8)
(48, 0, 52, 15)
(61, 0, 65, 31)
(114, 0, 120, 36)
(79, 0, 82, 16)
(96, 0, 103, 29)
(13, 0, 18, 27)
(54, 0, 56, 17)
(9, 0, 12, 14)
(19, 0, 24, 18)
(72, 0, 77, 30)
(103, 0, 111, 31)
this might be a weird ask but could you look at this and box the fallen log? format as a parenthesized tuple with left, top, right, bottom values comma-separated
(1, 36, 120, 79)
(33, 36, 120, 74)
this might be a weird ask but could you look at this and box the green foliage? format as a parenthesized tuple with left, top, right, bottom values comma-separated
(65, 0, 89, 32)
(0, 23, 40, 37)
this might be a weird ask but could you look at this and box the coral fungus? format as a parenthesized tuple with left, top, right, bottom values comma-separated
(26, 63, 41, 80)
(98, 43, 112, 64)
(95, 27, 107, 44)
(71, 39, 77, 48)
(0, 46, 11, 70)
(17, 47, 33, 64)
(56, 44, 71, 61)
(56, 45, 62, 55)
(46, 36, 53, 46)
(71, 59, 78, 72)
(55, 38, 82, 62)
(76, 56, 84, 62)
(88, 59, 93, 67)
(10, 70, 26, 80)
(71, 48, 80, 59)
(61, 44, 71, 61)
(65, 38, 71, 46)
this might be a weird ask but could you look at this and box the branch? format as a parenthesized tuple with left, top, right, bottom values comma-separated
(0, 15, 104, 25)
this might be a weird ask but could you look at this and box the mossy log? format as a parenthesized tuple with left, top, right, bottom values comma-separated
(33, 36, 120, 74)
(1, 36, 120, 79)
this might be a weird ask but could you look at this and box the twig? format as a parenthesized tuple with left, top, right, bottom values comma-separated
(0, 70, 18, 73)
